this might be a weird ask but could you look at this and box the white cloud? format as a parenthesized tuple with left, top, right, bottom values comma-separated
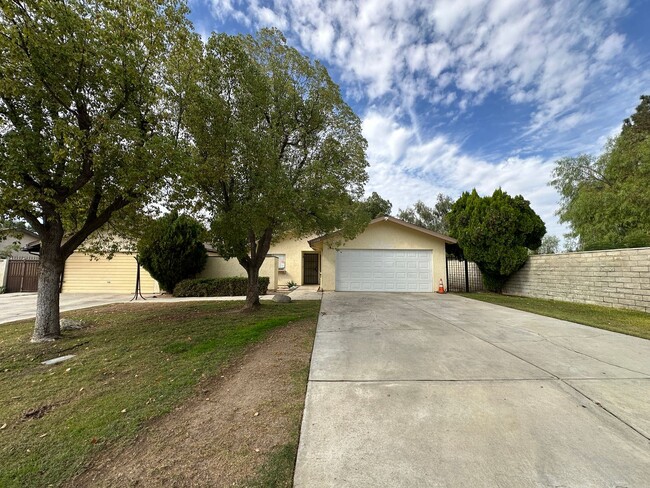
(361, 110, 566, 238)
(208, 0, 251, 26)
(206, 0, 639, 138)
(596, 33, 626, 61)
(253, 6, 288, 30)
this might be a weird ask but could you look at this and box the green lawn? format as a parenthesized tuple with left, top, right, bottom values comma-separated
(0, 301, 320, 488)
(458, 292, 650, 340)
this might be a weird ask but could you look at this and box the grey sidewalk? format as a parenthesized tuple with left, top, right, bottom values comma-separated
(0, 292, 278, 325)
(294, 292, 650, 487)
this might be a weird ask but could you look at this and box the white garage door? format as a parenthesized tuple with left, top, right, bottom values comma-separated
(335, 250, 433, 292)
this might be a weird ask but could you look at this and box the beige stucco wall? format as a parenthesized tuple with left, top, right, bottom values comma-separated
(198, 255, 278, 291)
(0, 258, 8, 288)
(62, 252, 161, 294)
(319, 220, 448, 291)
(503, 247, 650, 313)
(268, 236, 317, 286)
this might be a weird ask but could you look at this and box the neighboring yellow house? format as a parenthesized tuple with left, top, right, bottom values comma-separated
(62, 253, 162, 294)
(62, 251, 279, 294)
(59, 216, 455, 294)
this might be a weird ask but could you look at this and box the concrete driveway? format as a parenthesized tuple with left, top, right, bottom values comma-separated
(295, 292, 650, 487)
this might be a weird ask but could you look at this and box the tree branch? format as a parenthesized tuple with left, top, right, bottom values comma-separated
(17, 209, 44, 234)
(61, 195, 130, 258)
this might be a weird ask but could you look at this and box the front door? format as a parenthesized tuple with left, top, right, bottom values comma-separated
(303, 253, 319, 285)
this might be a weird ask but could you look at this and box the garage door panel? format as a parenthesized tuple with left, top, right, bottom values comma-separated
(62, 253, 160, 294)
(336, 250, 432, 292)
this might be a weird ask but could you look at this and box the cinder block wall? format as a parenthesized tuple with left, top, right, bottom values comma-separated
(503, 247, 650, 313)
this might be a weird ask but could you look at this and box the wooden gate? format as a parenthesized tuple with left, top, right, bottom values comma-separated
(6, 259, 39, 292)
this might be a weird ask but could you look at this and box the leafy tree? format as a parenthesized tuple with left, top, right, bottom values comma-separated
(0, 241, 19, 259)
(551, 95, 650, 250)
(397, 193, 454, 234)
(0, 218, 33, 232)
(563, 236, 579, 253)
(0, 218, 34, 258)
(363, 192, 392, 218)
(182, 29, 368, 309)
(0, 0, 194, 341)
(532, 235, 560, 254)
(447, 189, 546, 292)
(622, 95, 650, 141)
(138, 211, 207, 293)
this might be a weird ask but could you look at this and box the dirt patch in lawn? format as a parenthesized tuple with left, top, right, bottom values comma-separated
(67, 318, 316, 487)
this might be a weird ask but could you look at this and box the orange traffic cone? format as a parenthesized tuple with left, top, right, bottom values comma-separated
(437, 279, 445, 294)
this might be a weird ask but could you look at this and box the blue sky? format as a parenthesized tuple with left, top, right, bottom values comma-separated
(186, 0, 650, 241)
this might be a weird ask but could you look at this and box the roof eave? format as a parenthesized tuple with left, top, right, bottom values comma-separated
(308, 215, 457, 246)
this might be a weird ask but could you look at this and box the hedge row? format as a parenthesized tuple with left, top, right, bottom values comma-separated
(174, 277, 270, 297)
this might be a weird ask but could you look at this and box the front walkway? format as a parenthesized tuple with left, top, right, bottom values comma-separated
(0, 293, 134, 325)
(288, 285, 323, 300)
(294, 292, 650, 487)
(0, 286, 321, 325)
(0, 292, 278, 325)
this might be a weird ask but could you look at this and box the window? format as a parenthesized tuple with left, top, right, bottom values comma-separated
(272, 254, 286, 271)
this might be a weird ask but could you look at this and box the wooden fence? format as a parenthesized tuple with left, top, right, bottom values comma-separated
(6, 259, 39, 292)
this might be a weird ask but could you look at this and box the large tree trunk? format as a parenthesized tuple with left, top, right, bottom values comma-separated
(244, 265, 261, 310)
(32, 232, 65, 342)
(240, 227, 274, 311)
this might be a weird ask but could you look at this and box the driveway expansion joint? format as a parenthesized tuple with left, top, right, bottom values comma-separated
(309, 377, 650, 383)
(407, 299, 650, 444)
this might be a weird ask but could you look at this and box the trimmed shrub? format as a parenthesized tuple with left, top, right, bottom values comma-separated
(174, 277, 270, 297)
(138, 211, 208, 293)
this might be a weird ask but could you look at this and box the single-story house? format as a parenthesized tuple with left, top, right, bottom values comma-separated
(267, 215, 456, 292)
(30, 215, 456, 294)
(309, 216, 455, 292)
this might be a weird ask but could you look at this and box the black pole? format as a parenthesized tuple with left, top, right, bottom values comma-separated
(130, 257, 146, 301)
(464, 259, 469, 293)
(59, 268, 64, 293)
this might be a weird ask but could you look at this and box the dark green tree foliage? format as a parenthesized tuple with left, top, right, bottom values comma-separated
(397, 193, 453, 234)
(138, 211, 207, 293)
(363, 192, 392, 218)
(447, 189, 546, 292)
(551, 95, 650, 250)
(183, 29, 368, 309)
